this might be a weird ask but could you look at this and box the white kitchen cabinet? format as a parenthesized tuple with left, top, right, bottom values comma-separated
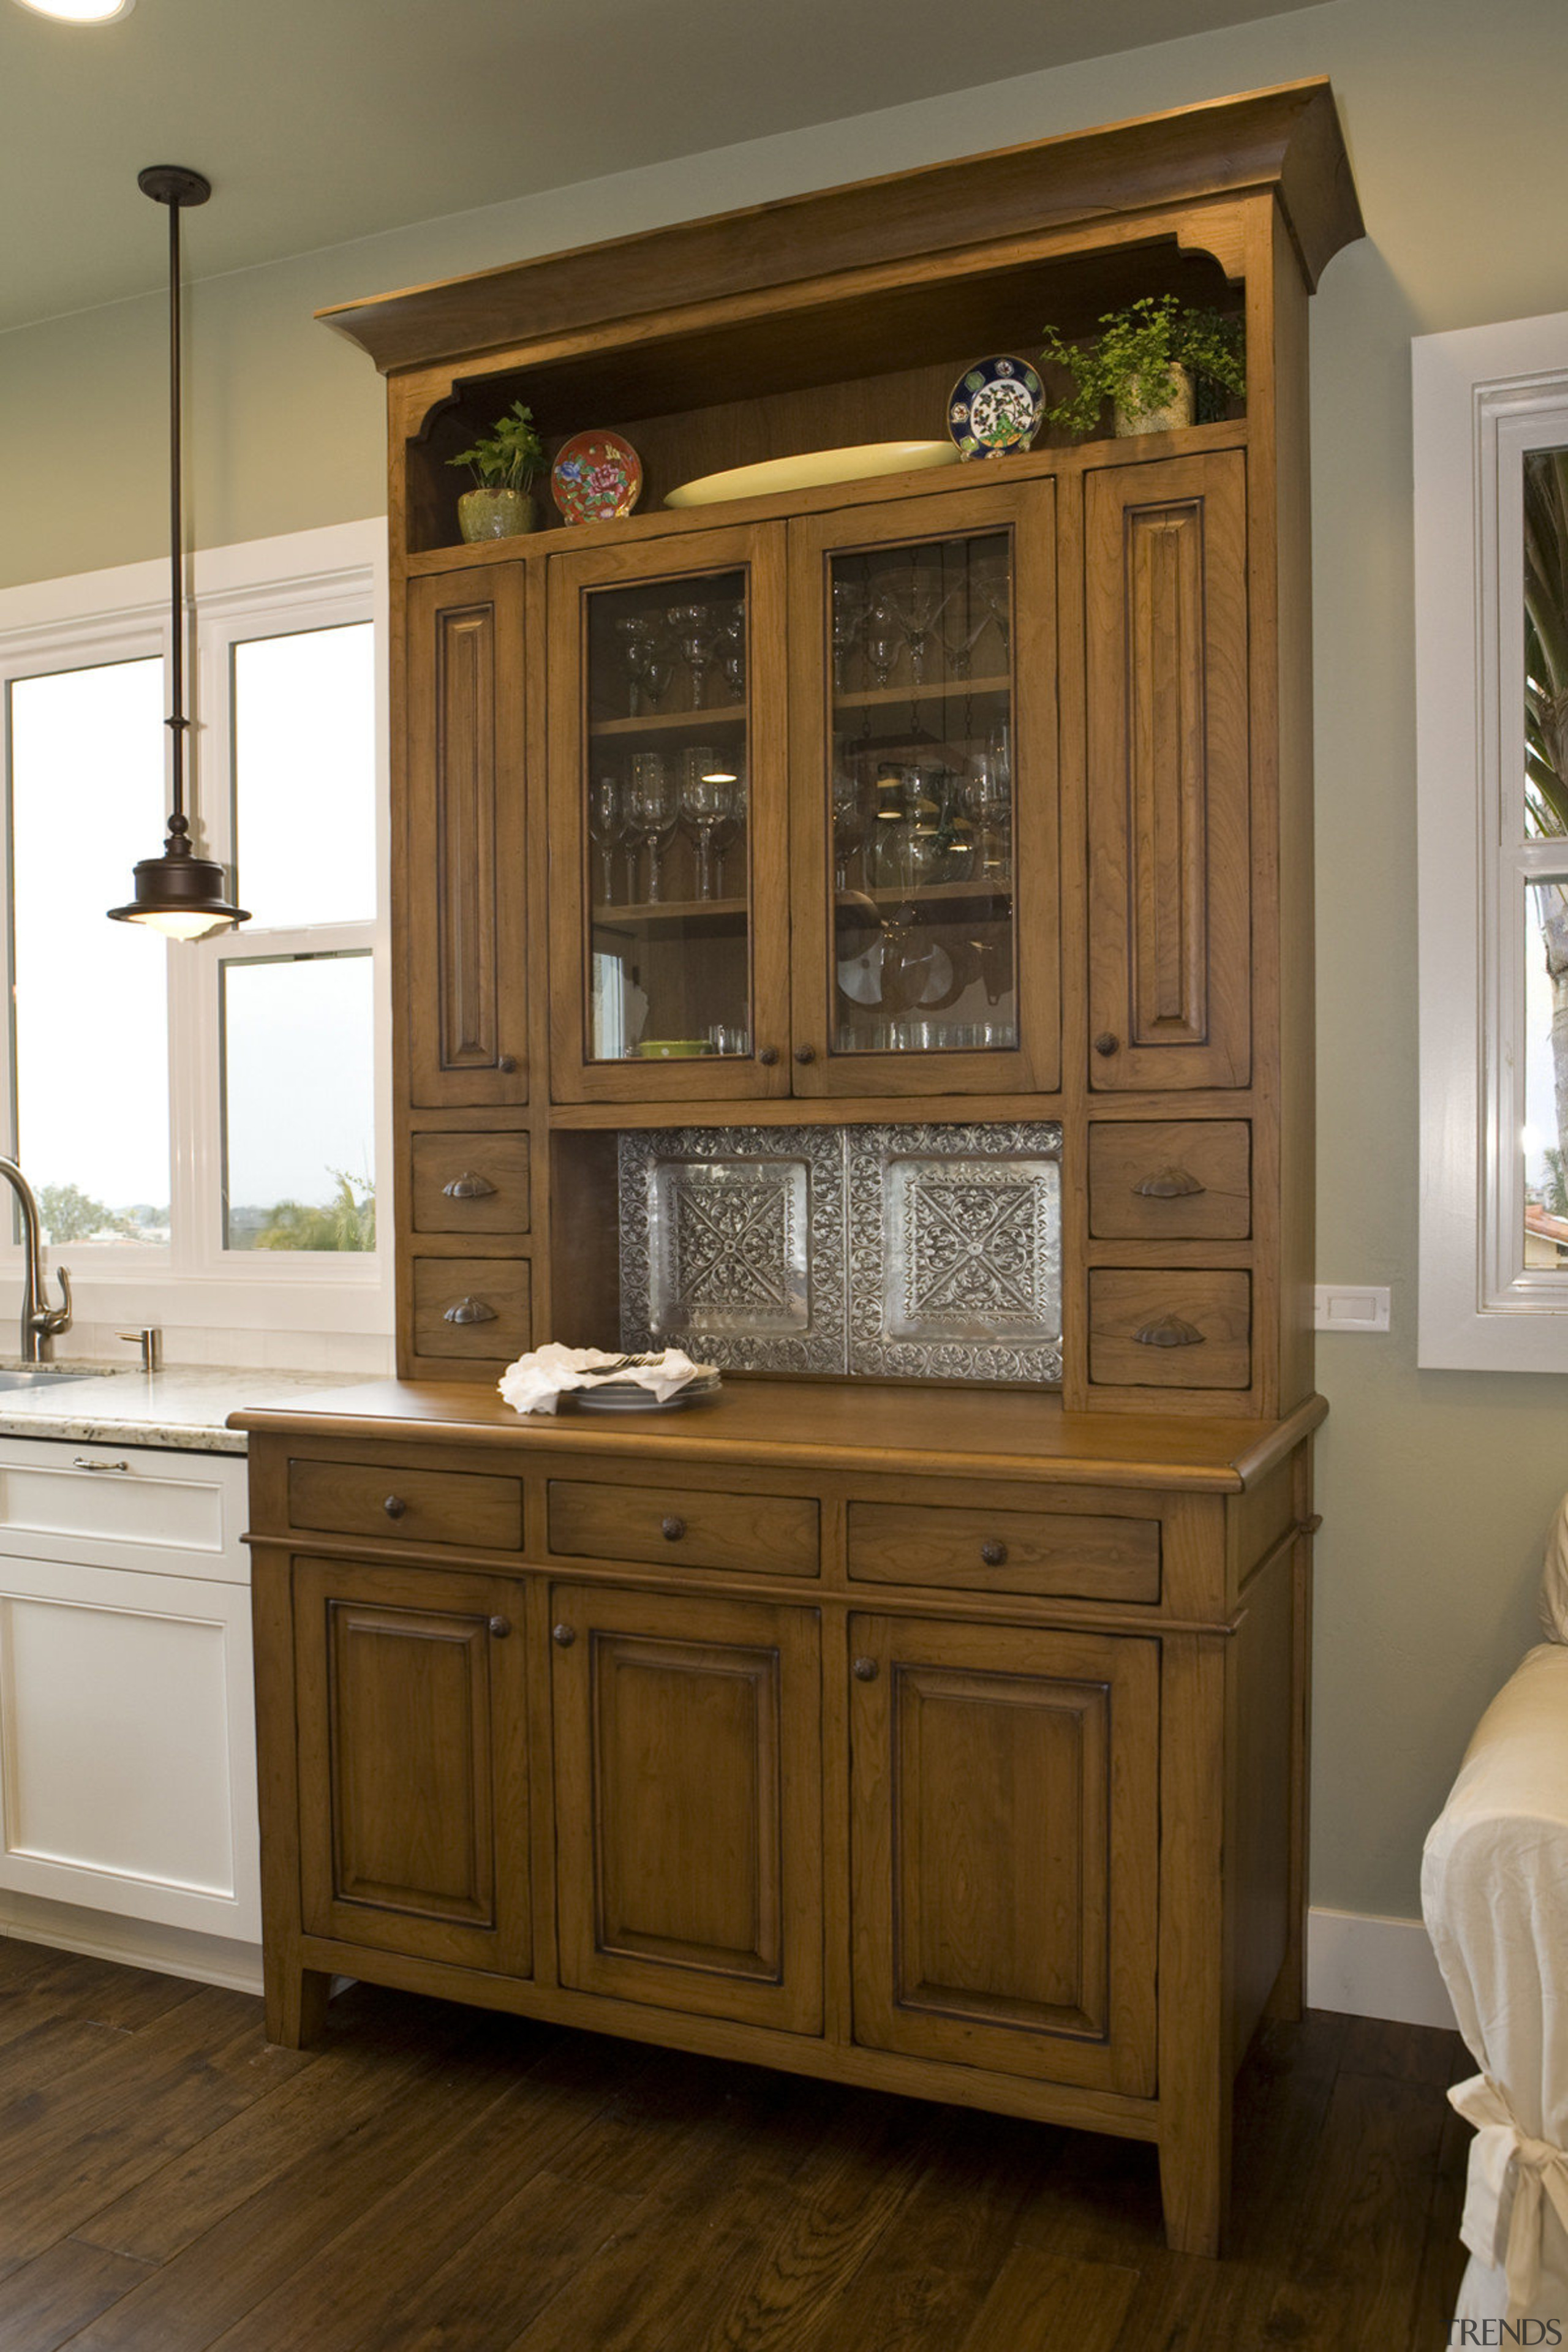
(0, 1438, 258, 1942)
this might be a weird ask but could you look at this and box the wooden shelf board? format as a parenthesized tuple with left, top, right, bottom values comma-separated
(589, 704, 746, 738)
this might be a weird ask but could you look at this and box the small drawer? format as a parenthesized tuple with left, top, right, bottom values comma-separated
(847, 1501, 1159, 1604)
(548, 1480, 820, 1578)
(1088, 1121, 1250, 1240)
(288, 1458, 523, 1550)
(1089, 1271, 1251, 1389)
(410, 1133, 530, 1235)
(411, 1259, 531, 1361)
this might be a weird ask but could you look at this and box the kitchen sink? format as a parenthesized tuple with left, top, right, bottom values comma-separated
(0, 1368, 111, 1390)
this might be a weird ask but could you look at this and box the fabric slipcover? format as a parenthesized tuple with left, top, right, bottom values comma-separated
(1422, 1641, 1568, 2326)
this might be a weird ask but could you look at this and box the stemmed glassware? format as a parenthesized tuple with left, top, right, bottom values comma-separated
(588, 772, 625, 906)
(864, 598, 903, 691)
(714, 601, 746, 703)
(666, 603, 718, 709)
(832, 578, 865, 692)
(625, 752, 679, 902)
(831, 761, 876, 891)
(680, 747, 741, 900)
(971, 557, 1011, 666)
(615, 615, 673, 716)
(962, 719, 1012, 880)
(889, 564, 951, 686)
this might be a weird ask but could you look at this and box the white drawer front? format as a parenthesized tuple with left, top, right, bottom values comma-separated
(0, 1441, 246, 1580)
(0, 1554, 258, 1939)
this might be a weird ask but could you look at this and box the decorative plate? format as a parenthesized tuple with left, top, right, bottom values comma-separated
(571, 1371, 722, 1412)
(551, 431, 643, 524)
(666, 442, 958, 509)
(947, 356, 1046, 461)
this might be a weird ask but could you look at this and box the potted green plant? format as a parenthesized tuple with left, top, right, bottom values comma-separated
(1038, 295, 1245, 439)
(447, 399, 546, 541)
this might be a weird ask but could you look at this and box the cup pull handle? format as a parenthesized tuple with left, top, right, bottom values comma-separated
(443, 1171, 497, 1200)
(1133, 1166, 1206, 1200)
(443, 1296, 498, 1325)
(1134, 1315, 1205, 1349)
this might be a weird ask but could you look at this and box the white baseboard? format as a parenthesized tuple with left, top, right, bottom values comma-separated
(1306, 1905, 1458, 2030)
(0, 1887, 262, 1996)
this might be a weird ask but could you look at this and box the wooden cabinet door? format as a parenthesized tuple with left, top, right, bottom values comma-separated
(405, 566, 529, 1107)
(293, 1557, 532, 1974)
(850, 1613, 1157, 2094)
(1086, 451, 1250, 1090)
(788, 478, 1060, 1096)
(545, 525, 793, 1102)
(550, 1583, 821, 2032)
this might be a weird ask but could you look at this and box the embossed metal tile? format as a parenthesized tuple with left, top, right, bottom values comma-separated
(618, 1126, 846, 1374)
(846, 1123, 1063, 1383)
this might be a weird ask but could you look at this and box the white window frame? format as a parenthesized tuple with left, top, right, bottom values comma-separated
(1417, 311, 1568, 1369)
(0, 519, 391, 1343)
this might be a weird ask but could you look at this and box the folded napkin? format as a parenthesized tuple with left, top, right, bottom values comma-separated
(497, 1342, 712, 1416)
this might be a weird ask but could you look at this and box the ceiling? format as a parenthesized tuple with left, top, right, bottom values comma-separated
(0, 0, 1324, 337)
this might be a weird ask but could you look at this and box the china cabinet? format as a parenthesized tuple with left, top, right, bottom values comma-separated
(242, 79, 1363, 2258)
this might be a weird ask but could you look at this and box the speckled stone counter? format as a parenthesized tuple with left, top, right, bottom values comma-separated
(0, 1365, 355, 1454)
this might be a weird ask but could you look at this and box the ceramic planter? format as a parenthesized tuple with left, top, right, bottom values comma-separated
(1113, 363, 1196, 437)
(456, 486, 537, 542)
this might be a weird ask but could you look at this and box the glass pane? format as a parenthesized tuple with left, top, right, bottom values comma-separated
(1525, 447, 1568, 842)
(581, 568, 751, 1063)
(222, 952, 375, 1250)
(233, 623, 375, 925)
(10, 659, 170, 1242)
(827, 531, 1018, 1054)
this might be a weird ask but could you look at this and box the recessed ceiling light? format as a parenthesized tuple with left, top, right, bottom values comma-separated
(12, 0, 135, 21)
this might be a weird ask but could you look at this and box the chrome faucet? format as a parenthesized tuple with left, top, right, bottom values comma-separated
(0, 1159, 72, 1364)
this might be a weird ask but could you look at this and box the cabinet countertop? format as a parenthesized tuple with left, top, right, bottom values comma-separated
(229, 1376, 1327, 1493)
(0, 1365, 360, 1456)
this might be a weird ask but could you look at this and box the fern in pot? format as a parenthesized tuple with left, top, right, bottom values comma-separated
(448, 399, 546, 541)
(1038, 296, 1245, 440)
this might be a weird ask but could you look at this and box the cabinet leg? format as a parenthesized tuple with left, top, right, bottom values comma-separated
(1158, 2096, 1231, 2257)
(265, 1959, 331, 2049)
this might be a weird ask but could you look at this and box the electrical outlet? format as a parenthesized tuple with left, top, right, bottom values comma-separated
(1314, 1284, 1391, 1333)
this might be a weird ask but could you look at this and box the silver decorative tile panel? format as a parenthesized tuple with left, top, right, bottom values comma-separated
(847, 1124, 1062, 1384)
(618, 1127, 846, 1374)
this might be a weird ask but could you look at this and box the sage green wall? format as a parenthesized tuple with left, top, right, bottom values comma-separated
(5, 0, 1566, 1924)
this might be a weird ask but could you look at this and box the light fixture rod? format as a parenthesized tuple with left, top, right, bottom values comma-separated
(137, 164, 209, 842)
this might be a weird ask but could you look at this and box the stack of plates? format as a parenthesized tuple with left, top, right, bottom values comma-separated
(572, 1358, 722, 1412)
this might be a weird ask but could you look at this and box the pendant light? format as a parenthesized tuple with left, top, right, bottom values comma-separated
(109, 165, 248, 941)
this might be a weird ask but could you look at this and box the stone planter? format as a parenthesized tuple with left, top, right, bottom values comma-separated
(456, 486, 537, 542)
(1113, 363, 1195, 438)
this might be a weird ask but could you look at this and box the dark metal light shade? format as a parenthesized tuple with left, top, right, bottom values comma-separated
(108, 818, 247, 941)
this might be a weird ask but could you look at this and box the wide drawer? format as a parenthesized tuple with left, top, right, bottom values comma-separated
(411, 1258, 531, 1360)
(1088, 1120, 1250, 1239)
(846, 1501, 1159, 1603)
(288, 1458, 524, 1550)
(410, 1133, 530, 1235)
(548, 1480, 820, 1577)
(1088, 1271, 1251, 1389)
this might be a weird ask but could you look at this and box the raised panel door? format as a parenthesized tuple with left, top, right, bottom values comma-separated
(1086, 451, 1250, 1090)
(550, 1583, 821, 2031)
(405, 567, 529, 1107)
(850, 1613, 1157, 2094)
(293, 1557, 532, 1973)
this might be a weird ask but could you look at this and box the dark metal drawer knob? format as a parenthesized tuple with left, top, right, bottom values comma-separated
(498, 1054, 518, 1074)
(853, 1656, 880, 1683)
(1133, 1166, 1206, 1200)
(383, 1494, 407, 1519)
(444, 1295, 498, 1325)
(979, 1540, 1008, 1567)
(552, 1623, 576, 1647)
(758, 1046, 780, 1066)
(794, 1044, 816, 1065)
(1134, 1314, 1205, 1349)
(488, 1615, 511, 1638)
(1093, 1032, 1120, 1057)
(443, 1170, 497, 1200)
(661, 1514, 686, 1542)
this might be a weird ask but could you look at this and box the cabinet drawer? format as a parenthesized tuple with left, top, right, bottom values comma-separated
(410, 1133, 530, 1235)
(411, 1258, 531, 1360)
(1088, 1121, 1250, 1239)
(548, 1480, 820, 1577)
(0, 1439, 246, 1580)
(288, 1458, 524, 1550)
(1088, 1271, 1251, 1389)
(846, 1501, 1159, 1604)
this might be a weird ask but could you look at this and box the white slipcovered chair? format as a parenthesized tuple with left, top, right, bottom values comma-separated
(1422, 1501, 1568, 2327)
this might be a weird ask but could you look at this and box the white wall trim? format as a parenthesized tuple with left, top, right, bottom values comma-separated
(1306, 1905, 1458, 2032)
(0, 1885, 261, 1996)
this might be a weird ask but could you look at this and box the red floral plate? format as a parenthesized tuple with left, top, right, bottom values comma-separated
(551, 431, 643, 524)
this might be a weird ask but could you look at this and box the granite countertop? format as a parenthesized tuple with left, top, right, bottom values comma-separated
(0, 1363, 356, 1455)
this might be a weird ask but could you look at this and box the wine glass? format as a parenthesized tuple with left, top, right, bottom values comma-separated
(963, 720, 1012, 880)
(666, 603, 718, 709)
(864, 600, 903, 691)
(680, 747, 740, 900)
(587, 772, 625, 906)
(614, 615, 662, 717)
(625, 752, 678, 902)
(715, 601, 746, 703)
(831, 577, 865, 692)
(715, 766, 747, 897)
(831, 761, 876, 891)
(971, 557, 1011, 666)
(943, 569, 992, 678)
(889, 564, 951, 686)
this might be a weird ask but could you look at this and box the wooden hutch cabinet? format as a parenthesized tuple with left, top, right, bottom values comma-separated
(238, 80, 1362, 2258)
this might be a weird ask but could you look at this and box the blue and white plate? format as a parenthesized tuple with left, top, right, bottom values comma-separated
(948, 356, 1045, 461)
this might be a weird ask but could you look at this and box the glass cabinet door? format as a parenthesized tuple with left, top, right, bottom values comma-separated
(788, 481, 1059, 1096)
(548, 526, 790, 1101)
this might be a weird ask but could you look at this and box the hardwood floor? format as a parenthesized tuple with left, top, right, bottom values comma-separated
(0, 1936, 1469, 2350)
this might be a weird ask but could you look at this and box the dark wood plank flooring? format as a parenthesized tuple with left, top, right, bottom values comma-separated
(0, 1936, 1470, 2351)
